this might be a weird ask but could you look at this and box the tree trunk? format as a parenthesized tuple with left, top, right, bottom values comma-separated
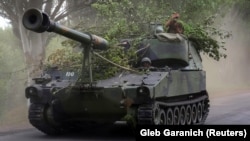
(17, 15, 47, 85)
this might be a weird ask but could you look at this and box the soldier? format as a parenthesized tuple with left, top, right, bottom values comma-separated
(165, 12, 184, 34)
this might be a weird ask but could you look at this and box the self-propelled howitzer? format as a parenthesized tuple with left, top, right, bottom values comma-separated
(23, 9, 210, 136)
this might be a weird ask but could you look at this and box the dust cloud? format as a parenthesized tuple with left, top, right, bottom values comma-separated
(203, 8, 250, 97)
(0, 75, 31, 132)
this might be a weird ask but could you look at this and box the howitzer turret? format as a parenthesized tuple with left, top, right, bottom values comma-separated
(22, 8, 108, 50)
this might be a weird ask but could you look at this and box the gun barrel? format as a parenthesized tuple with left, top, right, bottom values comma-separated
(22, 8, 108, 50)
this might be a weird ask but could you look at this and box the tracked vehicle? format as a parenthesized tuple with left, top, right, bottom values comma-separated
(23, 8, 209, 135)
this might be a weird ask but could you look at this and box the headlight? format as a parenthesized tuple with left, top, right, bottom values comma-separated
(136, 86, 150, 98)
(25, 86, 38, 98)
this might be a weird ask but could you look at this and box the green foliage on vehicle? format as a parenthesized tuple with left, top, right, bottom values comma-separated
(45, 0, 234, 79)
(182, 19, 231, 61)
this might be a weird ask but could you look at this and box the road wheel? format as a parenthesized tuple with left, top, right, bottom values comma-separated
(166, 108, 174, 125)
(185, 105, 192, 125)
(173, 107, 180, 125)
(197, 102, 203, 123)
(191, 104, 198, 124)
(153, 104, 161, 125)
(158, 109, 166, 125)
(179, 106, 186, 125)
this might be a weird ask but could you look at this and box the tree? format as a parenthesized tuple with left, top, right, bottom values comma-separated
(0, 0, 96, 83)
(0, 28, 25, 116)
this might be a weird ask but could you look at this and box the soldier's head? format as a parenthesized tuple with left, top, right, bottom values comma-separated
(168, 20, 184, 34)
(141, 57, 151, 68)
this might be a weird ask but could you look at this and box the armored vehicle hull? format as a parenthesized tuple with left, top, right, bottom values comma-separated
(23, 8, 209, 135)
